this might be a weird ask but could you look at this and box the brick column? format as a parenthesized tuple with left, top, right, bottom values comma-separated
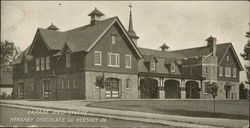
(181, 80, 186, 99)
(159, 78, 165, 99)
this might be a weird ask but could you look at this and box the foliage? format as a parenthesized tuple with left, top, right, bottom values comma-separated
(207, 82, 219, 98)
(239, 82, 249, 99)
(95, 75, 105, 88)
(0, 40, 22, 71)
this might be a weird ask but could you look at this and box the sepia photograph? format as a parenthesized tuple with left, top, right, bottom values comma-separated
(0, 1, 249, 127)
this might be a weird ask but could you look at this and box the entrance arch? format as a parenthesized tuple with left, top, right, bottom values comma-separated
(225, 86, 231, 99)
(185, 81, 200, 99)
(139, 78, 159, 98)
(105, 78, 121, 98)
(164, 80, 181, 98)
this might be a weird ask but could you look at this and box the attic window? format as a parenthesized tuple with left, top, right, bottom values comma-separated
(111, 35, 116, 44)
(226, 56, 229, 61)
(66, 54, 71, 67)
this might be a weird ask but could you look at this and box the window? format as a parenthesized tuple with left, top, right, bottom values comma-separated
(41, 57, 45, 70)
(233, 68, 236, 78)
(66, 54, 71, 67)
(151, 62, 156, 70)
(46, 56, 50, 70)
(171, 63, 175, 72)
(36, 58, 40, 71)
(43, 80, 50, 99)
(205, 67, 209, 74)
(125, 55, 131, 68)
(24, 61, 28, 73)
(225, 67, 231, 77)
(126, 78, 130, 88)
(62, 79, 68, 89)
(108, 53, 120, 67)
(31, 81, 35, 91)
(204, 82, 209, 93)
(18, 83, 24, 98)
(94, 51, 102, 66)
(73, 78, 76, 88)
(226, 56, 229, 61)
(111, 35, 116, 44)
(219, 66, 223, 76)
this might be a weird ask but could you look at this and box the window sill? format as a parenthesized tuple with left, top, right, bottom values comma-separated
(125, 66, 131, 68)
(108, 65, 120, 68)
(94, 64, 102, 66)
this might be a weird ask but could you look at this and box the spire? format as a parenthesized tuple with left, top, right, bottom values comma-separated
(128, 4, 134, 32)
(127, 3, 139, 45)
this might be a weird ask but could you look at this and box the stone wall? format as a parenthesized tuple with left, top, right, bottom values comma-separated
(85, 71, 138, 100)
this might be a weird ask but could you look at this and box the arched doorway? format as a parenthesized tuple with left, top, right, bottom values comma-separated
(225, 86, 231, 99)
(186, 81, 200, 99)
(105, 78, 121, 98)
(164, 80, 180, 98)
(140, 78, 159, 98)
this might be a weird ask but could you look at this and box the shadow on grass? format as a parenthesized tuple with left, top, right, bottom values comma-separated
(88, 103, 249, 120)
(152, 108, 249, 120)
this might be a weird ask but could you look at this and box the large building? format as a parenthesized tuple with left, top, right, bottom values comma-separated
(12, 8, 243, 100)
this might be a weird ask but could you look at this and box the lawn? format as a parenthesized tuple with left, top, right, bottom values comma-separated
(87, 100, 249, 120)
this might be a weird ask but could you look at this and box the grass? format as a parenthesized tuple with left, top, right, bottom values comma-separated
(87, 100, 249, 120)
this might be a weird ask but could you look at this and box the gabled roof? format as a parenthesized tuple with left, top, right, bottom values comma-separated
(171, 43, 244, 70)
(12, 46, 31, 64)
(138, 47, 185, 60)
(26, 16, 142, 59)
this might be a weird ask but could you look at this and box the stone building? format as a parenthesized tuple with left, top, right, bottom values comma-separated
(12, 8, 243, 100)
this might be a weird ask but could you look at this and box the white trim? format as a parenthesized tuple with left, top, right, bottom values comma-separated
(36, 58, 40, 71)
(170, 62, 175, 72)
(41, 57, 45, 71)
(125, 54, 132, 68)
(151, 62, 156, 70)
(233, 68, 237, 78)
(108, 52, 120, 67)
(86, 18, 142, 59)
(46, 56, 50, 70)
(94, 51, 102, 66)
(219, 66, 223, 76)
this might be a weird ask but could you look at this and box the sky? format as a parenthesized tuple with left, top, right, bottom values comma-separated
(1, 1, 249, 83)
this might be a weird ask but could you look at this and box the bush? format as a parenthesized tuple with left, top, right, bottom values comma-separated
(0, 92, 7, 99)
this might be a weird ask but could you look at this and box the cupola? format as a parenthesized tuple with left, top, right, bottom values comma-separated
(47, 23, 59, 31)
(160, 43, 169, 51)
(88, 7, 104, 25)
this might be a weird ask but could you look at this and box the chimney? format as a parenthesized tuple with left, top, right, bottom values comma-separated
(88, 7, 104, 25)
(206, 35, 217, 56)
(160, 43, 169, 51)
(47, 23, 59, 31)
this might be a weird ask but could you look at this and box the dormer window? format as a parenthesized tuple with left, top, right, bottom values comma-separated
(24, 61, 28, 73)
(66, 54, 71, 67)
(151, 62, 156, 70)
(170, 63, 175, 72)
(111, 35, 116, 44)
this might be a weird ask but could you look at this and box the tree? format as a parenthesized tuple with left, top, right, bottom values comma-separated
(207, 82, 218, 116)
(239, 82, 249, 99)
(241, 23, 250, 86)
(0, 40, 22, 71)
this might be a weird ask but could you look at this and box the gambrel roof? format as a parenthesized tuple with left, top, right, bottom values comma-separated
(28, 17, 142, 58)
